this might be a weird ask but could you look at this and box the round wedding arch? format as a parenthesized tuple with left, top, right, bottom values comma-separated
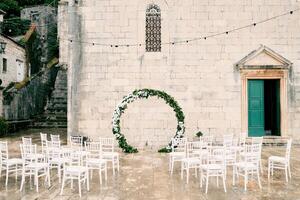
(112, 89, 185, 153)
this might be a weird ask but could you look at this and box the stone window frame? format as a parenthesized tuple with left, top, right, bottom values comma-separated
(237, 45, 292, 137)
(145, 4, 161, 52)
(2, 58, 7, 73)
(137, 0, 170, 59)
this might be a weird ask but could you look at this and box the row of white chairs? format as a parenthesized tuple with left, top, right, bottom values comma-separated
(0, 133, 120, 197)
(169, 134, 292, 193)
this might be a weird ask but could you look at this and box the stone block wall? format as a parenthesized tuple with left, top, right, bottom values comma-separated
(60, 0, 300, 149)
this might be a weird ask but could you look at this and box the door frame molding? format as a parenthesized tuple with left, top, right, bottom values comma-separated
(241, 69, 288, 137)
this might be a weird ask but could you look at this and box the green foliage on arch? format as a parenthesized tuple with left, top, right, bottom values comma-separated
(112, 89, 185, 153)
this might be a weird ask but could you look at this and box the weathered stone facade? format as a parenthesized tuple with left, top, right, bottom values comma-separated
(59, 0, 300, 149)
(0, 34, 26, 87)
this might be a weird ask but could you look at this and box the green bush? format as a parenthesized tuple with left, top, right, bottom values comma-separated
(195, 131, 203, 137)
(0, 118, 8, 136)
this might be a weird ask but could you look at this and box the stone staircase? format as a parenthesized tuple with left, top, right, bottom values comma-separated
(32, 69, 67, 128)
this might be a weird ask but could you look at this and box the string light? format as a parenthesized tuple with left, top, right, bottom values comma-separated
(63, 8, 299, 48)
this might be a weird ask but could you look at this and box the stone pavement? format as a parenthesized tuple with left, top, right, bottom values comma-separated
(0, 130, 299, 200)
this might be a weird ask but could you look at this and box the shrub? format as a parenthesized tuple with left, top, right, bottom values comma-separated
(195, 131, 203, 137)
(0, 118, 8, 136)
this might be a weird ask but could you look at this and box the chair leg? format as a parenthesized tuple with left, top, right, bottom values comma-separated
(171, 159, 174, 175)
(87, 170, 90, 191)
(260, 159, 263, 174)
(180, 162, 184, 180)
(244, 170, 248, 191)
(223, 172, 227, 193)
(285, 166, 288, 182)
(117, 156, 120, 172)
(20, 167, 25, 191)
(105, 163, 108, 180)
(288, 163, 291, 178)
(257, 168, 262, 189)
(186, 166, 189, 184)
(112, 159, 115, 176)
(232, 166, 236, 186)
(5, 166, 9, 187)
(268, 160, 271, 181)
(60, 174, 65, 195)
(35, 170, 39, 192)
(47, 167, 51, 187)
(99, 169, 102, 185)
(78, 177, 82, 197)
(200, 169, 203, 188)
(205, 171, 209, 194)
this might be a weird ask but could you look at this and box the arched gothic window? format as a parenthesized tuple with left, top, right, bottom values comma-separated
(145, 4, 161, 52)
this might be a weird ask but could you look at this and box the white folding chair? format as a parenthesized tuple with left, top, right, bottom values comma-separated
(47, 141, 67, 183)
(60, 151, 89, 197)
(169, 137, 187, 175)
(85, 141, 107, 185)
(181, 141, 203, 183)
(99, 138, 119, 175)
(0, 141, 23, 187)
(200, 147, 227, 193)
(20, 144, 50, 192)
(233, 143, 262, 191)
(268, 139, 292, 182)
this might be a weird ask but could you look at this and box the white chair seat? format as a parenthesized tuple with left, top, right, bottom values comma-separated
(102, 152, 118, 157)
(65, 166, 88, 174)
(269, 156, 286, 163)
(3, 158, 23, 165)
(26, 162, 49, 169)
(51, 157, 71, 164)
(182, 157, 201, 164)
(86, 158, 106, 165)
(201, 164, 223, 170)
(235, 162, 257, 169)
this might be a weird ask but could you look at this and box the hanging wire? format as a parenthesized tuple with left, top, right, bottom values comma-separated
(64, 7, 300, 48)
(2, 3, 300, 48)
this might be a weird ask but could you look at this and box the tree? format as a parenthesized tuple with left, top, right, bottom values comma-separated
(0, 0, 20, 18)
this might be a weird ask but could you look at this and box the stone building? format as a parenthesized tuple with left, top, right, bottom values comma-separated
(58, 0, 300, 149)
(0, 34, 26, 116)
(21, 5, 57, 63)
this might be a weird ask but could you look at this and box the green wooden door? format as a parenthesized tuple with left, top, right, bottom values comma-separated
(248, 80, 265, 136)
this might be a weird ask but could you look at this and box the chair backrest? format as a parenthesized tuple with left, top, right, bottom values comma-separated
(50, 134, 60, 142)
(20, 144, 37, 162)
(62, 151, 82, 167)
(70, 136, 83, 149)
(223, 135, 234, 148)
(47, 145, 61, 160)
(40, 132, 48, 153)
(22, 137, 32, 145)
(40, 132, 47, 142)
(251, 137, 263, 145)
(0, 141, 8, 162)
(209, 148, 225, 166)
(239, 132, 247, 147)
(85, 141, 102, 159)
(99, 138, 114, 153)
(186, 141, 201, 158)
(244, 143, 261, 165)
(200, 135, 213, 146)
(171, 137, 187, 153)
(285, 139, 292, 161)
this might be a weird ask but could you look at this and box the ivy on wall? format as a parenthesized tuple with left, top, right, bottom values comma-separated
(112, 89, 185, 153)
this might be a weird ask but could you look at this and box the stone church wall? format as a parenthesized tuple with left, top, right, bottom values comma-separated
(60, 0, 300, 149)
